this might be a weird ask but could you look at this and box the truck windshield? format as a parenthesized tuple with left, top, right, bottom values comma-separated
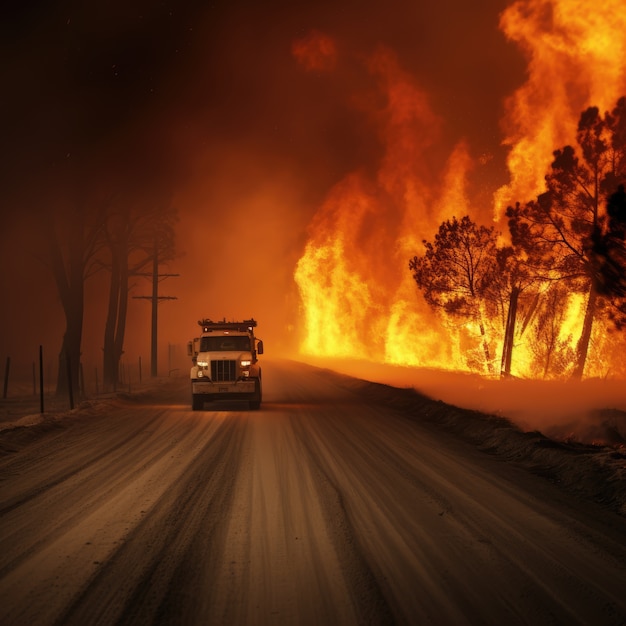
(200, 336, 251, 352)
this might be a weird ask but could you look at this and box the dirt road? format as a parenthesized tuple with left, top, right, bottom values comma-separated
(1, 360, 626, 625)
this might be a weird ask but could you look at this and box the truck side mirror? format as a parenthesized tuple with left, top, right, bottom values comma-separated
(187, 341, 193, 357)
(257, 340, 264, 355)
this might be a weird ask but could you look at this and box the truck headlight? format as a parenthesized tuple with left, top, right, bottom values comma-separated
(197, 360, 209, 368)
(240, 359, 251, 367)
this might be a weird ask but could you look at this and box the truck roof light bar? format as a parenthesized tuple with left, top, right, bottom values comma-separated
(198, 318, 257, 332)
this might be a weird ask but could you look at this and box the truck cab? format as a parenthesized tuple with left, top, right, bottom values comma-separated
(188, 318, 263, 410)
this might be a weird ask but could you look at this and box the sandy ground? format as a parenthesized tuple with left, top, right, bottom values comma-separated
(1, 360, 626, 625)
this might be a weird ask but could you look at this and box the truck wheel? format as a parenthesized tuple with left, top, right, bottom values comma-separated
(192, 395, 204, 411)
(249, 379, 262, 410)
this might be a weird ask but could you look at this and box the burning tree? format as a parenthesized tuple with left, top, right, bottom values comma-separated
(410, 215, 540, 377)
(486, 243, 540, 378)
(409, 215, 499, 374)
(528, 284, 576, 379)
(507, 97, 626, 379)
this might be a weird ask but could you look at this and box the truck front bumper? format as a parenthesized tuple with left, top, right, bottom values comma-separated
(192, 379, 256, 399)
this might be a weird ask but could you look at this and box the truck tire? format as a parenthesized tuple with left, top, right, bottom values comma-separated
(249, 378, 262, 410)
(192, 395, 204, 411)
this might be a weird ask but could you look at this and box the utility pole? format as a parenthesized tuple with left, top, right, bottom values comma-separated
(134, 239, 178, 377)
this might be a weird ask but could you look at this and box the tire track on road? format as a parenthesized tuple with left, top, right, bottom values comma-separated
(55, 415, 245, 626)
(290, 415, 396, 625)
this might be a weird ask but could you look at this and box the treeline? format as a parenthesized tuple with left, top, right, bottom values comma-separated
(410, 97, 626, 379)
(31, 163, 178, 396)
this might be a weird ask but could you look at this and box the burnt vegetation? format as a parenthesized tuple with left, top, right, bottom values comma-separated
(410, 97, 626, 379)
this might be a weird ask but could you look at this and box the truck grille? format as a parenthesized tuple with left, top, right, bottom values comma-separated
(211, 360, 237, 382)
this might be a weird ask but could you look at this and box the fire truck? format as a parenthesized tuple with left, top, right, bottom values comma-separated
(187, 318, 263, 410)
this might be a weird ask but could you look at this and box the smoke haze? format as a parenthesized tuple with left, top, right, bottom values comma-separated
(0, 0, 517, 368)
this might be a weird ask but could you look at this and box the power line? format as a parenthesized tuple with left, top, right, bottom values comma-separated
(133, 247, 178, 377)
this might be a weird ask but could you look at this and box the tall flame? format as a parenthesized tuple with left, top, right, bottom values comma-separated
(294, 0, 626, 375)
(294, 47, 472, 368)
(495, 0, 626, 212)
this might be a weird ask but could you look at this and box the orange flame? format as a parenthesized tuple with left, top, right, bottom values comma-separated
(294, 47, 474, 369)
(294, 2, 626, 376)
(494, 0, 626, 213)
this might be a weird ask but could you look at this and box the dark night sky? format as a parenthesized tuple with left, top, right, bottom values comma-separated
(1, 0, 522, 197)
(0, 0, 525, 378)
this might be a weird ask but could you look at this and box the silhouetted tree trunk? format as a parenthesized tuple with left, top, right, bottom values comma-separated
(476, 310, 494, 375)
(500, 286, 520, 377)
(572, 284, 598, 380)
(102, 240, 133, 390)
(45, 201, 91, 397)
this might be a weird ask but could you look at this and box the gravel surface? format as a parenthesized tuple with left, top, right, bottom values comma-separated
(1, 360, 626, 625)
